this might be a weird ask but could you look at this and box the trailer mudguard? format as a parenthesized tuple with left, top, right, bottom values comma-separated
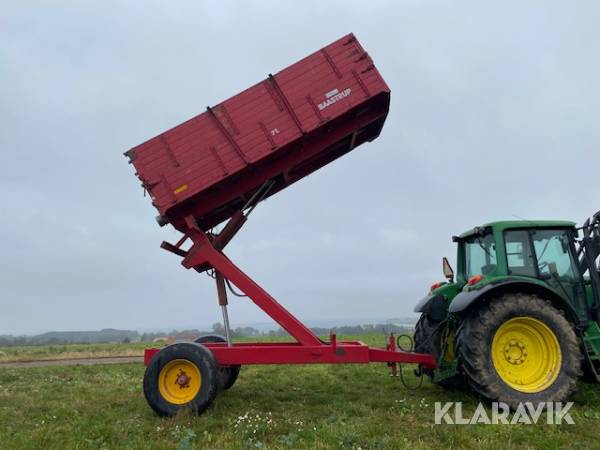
(448, 279, 580, 323)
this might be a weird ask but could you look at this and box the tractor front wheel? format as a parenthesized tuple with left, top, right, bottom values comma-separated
(143, 342, 218, 417)
(457, 293, 582, 408)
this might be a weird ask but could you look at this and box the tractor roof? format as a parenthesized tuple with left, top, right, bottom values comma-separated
(458, 220, 576, 239)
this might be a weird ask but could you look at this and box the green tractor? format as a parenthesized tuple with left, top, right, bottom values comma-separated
(414, 212, 600, 407)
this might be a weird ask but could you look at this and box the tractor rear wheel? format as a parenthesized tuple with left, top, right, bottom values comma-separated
(414, 314, 464, 388)
(195, 334, 241, 390)
(457, 293, 582, 408)
(143, 342, 218, 417)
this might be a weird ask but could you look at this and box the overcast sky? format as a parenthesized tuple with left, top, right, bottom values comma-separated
(1, 1, 598, 335)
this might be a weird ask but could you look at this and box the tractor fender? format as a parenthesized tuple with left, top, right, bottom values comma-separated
(448, 280, 580, 323)
(414, 293, 447, 322)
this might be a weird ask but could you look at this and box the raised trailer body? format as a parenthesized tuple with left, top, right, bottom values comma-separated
(127, 34, 435, 417)
(127, 34, 390, 232)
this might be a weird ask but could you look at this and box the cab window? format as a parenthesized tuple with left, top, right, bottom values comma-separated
(531, 229, 579, 281)
(464, 233, 497, 279)
(504, 230, 537, 277)
(504, 229, 580, 280)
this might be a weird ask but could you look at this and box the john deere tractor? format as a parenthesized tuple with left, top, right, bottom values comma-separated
(414, 212, 600, 407)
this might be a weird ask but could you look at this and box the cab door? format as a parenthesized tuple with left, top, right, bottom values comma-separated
(504, 229, 588, 322)
(532, 229, 589, 321)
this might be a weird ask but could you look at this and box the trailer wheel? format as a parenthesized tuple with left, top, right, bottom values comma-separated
(414, 314, 464, 388)
(457, 293, 582, 408)
(143, 342, 218, 417)
(195, 335, 241, 390)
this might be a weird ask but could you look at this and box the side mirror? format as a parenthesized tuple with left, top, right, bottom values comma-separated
(443, 257, 454, 282)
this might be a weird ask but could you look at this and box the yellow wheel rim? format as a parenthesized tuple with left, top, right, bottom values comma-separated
(491, 317, 561, 393)
(158, 359, 202, 404)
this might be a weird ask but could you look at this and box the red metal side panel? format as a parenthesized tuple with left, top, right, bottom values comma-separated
(127, 33, 390, 231)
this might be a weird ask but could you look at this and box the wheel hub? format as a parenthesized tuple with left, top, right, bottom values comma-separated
(175, 369, 191, 388)
(158, 359, 202, 404)
(503, 340, 528, 365)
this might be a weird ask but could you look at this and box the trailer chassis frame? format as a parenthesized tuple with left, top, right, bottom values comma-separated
(144, 194, 436, 371)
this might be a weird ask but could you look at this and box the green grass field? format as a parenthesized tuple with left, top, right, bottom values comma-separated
(0, 342, 147, 362)
(0, 336, 298, 362)
(2, 334, 600, 449)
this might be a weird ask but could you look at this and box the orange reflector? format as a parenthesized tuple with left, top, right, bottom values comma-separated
(174, 184, 188, 194)
(430, 281, 445, 292)
(468, 275, 484, 286)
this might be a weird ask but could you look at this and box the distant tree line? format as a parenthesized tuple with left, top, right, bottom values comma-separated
(0, 329, 139, 347)
(0, 322, 414, 347)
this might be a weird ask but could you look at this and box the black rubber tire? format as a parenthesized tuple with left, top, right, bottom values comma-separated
(143, 342, 218, 417)
(195, 335, 240, 390)
(414, 314, 464, 388)
(414, 314, 442, 360)
(456, 293, 582, 409)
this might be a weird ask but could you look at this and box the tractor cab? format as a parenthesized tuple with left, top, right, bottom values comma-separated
(451, 221, 592, 323)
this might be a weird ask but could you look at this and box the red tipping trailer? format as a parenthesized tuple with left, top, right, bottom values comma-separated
(127, 33, 435, 417)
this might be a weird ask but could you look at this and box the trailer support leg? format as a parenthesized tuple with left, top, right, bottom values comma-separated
(216, 272, 233, 346)
(387, 333, 398, 377)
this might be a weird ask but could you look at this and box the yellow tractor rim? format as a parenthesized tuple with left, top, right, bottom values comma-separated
(491, 317, 561, 393)
(158, 359, 202, 404)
